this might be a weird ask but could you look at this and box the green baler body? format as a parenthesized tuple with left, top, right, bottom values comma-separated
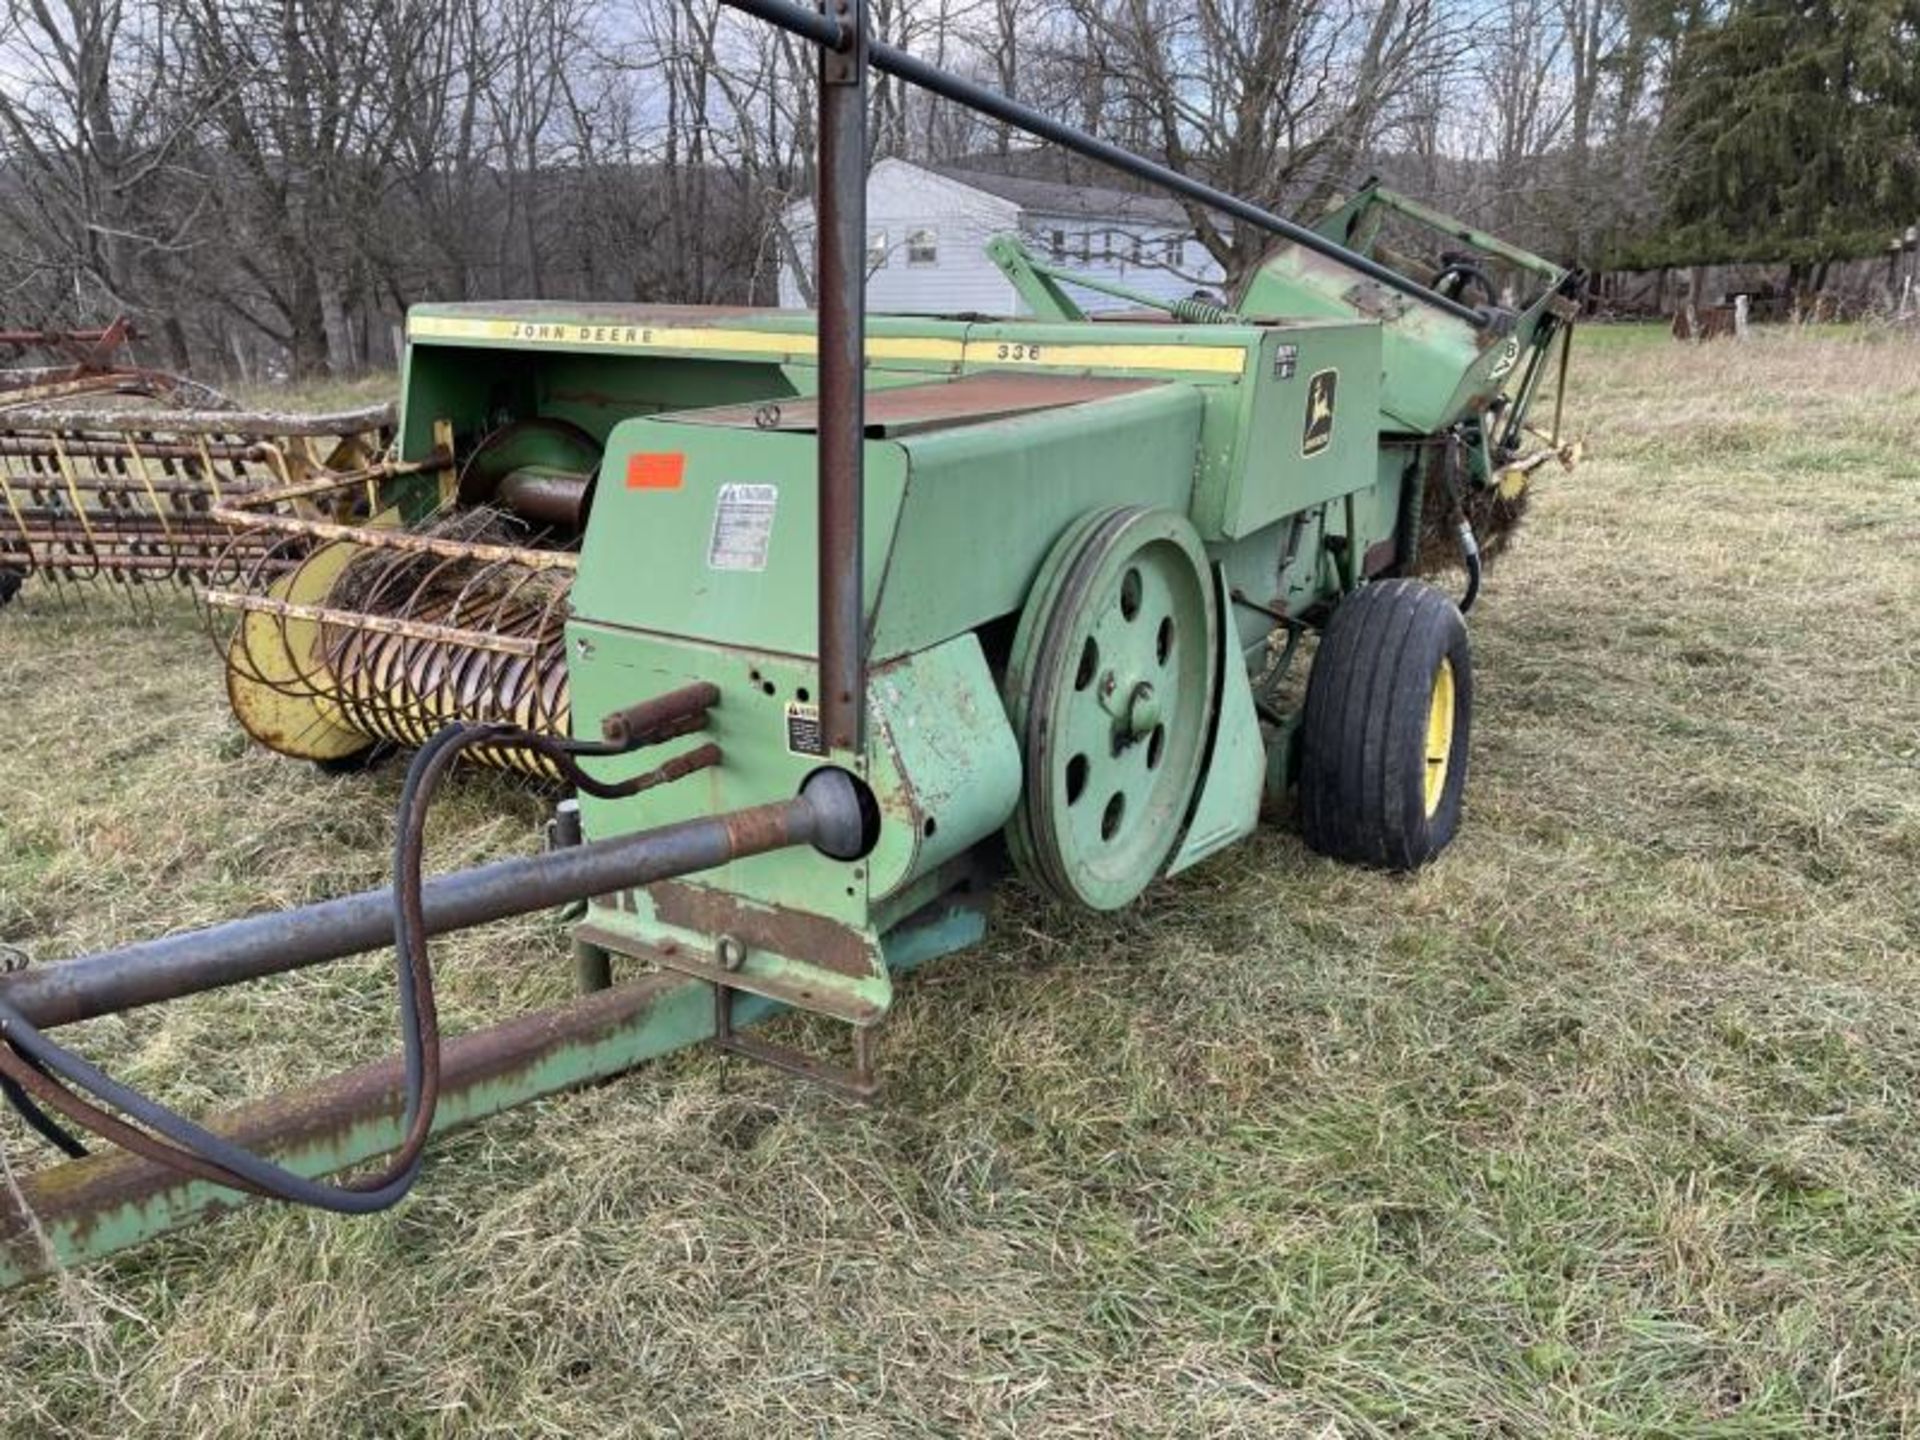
(1236, 183, 1573, 438)
(397, 302, 1393, 1021)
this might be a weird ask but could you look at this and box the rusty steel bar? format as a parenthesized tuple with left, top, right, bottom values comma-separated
(0, 969, 787, 1286)
(0, 403, 395, 438)
(2, 551, 289, 575)
(0, 770, 866, 1031)
(217, 456, 445, 511)
(201, 589, 544, 656)
(4, 518, 257, 539)
(599, 681, 720, 747)
(0, 437, 274, 464)
(815, 0, 868, 754)
(208, 509, 580, 570)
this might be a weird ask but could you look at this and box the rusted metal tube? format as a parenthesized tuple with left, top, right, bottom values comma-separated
(0, 403, 395, 438)
(497, 468, 592, 529)
(4, 517, 249, 537)
(598, 681, 720, 747)
(0, 968, 786, 1286)
(815, 0, 869, 754)
(0, 437, 274, 463)
(0, 770, 867, 1030)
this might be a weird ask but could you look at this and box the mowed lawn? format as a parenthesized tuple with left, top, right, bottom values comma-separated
(0, 324, 1916, 1437)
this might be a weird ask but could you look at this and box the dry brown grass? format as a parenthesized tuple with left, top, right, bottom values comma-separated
(1, 323, 1917, 1436)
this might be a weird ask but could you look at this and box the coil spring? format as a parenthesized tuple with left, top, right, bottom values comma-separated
(1167, 296, 1240, 325)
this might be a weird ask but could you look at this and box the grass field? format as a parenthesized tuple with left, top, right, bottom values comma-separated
(1, 324, 1917, 1436)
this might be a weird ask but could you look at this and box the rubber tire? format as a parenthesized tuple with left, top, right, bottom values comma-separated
(1298, 578, 1472, 870)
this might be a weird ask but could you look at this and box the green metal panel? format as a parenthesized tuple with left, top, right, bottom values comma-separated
(396, 346, 800, 460)
(870, 386, 1205, 657)
(1169, 567, 1264, 874)
(1192, 325, 1383, 541)
(1235, 245, 1488, 436)
(574, 385, 1212, 667)
(566, 635, 856, 917)
(565, 625, 1021, 1022)
(864, 635, 1022, 902)
(565, 632, 890, 1020)
(573, 419, 911, 660)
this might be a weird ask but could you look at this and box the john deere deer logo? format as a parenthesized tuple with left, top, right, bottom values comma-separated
(1302, 369, 1338, 456)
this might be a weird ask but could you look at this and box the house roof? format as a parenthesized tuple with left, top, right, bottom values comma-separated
(931, 165, 1195, 228)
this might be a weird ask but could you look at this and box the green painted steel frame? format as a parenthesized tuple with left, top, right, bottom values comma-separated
(0, 888, 987, 1289)
(0, 971, 751, 1287)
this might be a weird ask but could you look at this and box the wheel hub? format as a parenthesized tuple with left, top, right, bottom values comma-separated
(1005, 507, 1218, 911)
(1424, 656, 1456, 817)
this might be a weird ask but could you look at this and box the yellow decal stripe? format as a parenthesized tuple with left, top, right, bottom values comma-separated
(407, 316, 1246, 375)
(959, 339, 1246, 375)
(407, 315, 964, 364)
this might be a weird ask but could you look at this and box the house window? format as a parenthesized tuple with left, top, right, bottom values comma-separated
(907, 227, 938, 266)
(1100, 231, 1115, 264)
(1164, 236, 1184, 267)
(1050, 228, 1066, 261)
(1131, 234, 1144, 266)
(1076, 231, 1091, 264)
(868, 229, 889, 269)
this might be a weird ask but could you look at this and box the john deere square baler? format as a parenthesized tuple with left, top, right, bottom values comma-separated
(0, 0, 1582, 1286)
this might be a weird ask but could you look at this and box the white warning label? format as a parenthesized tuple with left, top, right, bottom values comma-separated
(784, 700, 825, 756)
(707, 483, 777, 571)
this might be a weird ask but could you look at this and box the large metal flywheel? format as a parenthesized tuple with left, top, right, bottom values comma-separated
(1005, 506, 1218, 911)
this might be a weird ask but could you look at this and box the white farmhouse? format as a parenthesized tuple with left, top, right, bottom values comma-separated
(777, 157, 1229, 316)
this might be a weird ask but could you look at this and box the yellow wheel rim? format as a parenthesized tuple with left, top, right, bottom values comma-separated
(1423, 657, 1456, 817)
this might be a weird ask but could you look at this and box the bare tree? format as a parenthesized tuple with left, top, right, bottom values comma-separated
(1050, 0, 1459, 292)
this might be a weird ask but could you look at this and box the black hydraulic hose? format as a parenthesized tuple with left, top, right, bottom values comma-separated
(0, 719, 667, 1208)
(0, 1051, 87, 1158)
(1442, 429, 1483, 615)
(1456, 520, 1482, 614)
(0, 726, 475, 1208)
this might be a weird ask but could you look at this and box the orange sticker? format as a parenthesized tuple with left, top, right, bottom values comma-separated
(626, 452, 685, 490)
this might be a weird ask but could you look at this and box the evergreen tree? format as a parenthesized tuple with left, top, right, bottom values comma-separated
(1654, 0, 1920, 265)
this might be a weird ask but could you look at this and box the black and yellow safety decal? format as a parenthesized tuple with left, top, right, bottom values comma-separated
(1302, 368, 1338, 457)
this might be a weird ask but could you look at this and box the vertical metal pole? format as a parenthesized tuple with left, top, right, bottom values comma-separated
(551, 798, 612, 992)
(816, 0, 868, 755)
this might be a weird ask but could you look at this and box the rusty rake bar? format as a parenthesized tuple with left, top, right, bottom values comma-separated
(207, 509, 581, 570)
(200, 589, 546, 656)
